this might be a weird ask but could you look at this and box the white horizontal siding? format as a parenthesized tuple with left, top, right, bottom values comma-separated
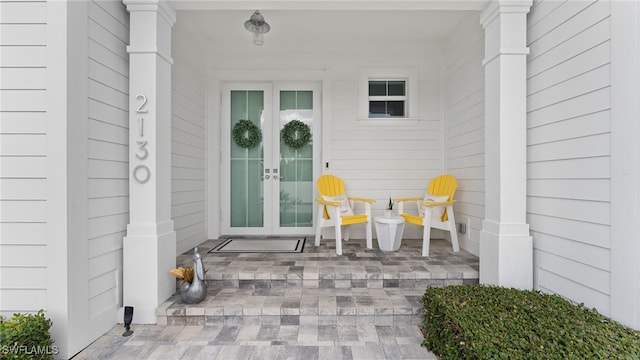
(0, 90, 46, 111)
(0, 68, 47, 89)
(174, 211, 206, 231)
(527, 0, 612, 313)
(0, 45, 46, 67)
(86, 0, 129, 321)
(528, 133, 610, 162)
(528, 1, 608, 60)
(0, 201, 47, 222)
(527, 178, 609, 201)
(88, 139, 128, 161)
(0, 179, 47, 199)
(443, 17, 484, 255)
(87, 250, 121, 318)
(0, 244, 47, 267)
(329, 68, 443, 229)
(0, 111, 46, 133)
(536, 260, 609, 314)
(528, 87, 610, 129)
(528, 213, 609, 248)
(0, 290, 47, 316)
(0, 134, 47, 155)
(89, 79, 128, 110)
(0, 0, 48, 315)
(528, 196, 609, 225)
(528, 40, 610, 95)
(528, 110, 609, 145)
(534, 231, 609, 271)
(172, 22, 207, 254)
(528, 10, 610, 79)
(0, 2, 46, 23)
(89, 59, 128, 94)
(0, 24, 46, 45)
(0, 223, 47, 245)
(528, 156, 609, 179)
(89, 159, 128, 179)
(0, 267, 47, 289)
(527, 63, 610, 112)
(89, 269, 119, 319)
(89, 99, 128, 128)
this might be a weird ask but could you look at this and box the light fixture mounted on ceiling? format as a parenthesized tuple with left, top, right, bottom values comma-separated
(244, 10, 270, 46)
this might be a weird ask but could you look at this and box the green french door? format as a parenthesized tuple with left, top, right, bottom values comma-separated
(221, 83, 320, 235)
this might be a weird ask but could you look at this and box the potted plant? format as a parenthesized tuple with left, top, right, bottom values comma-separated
(385, 197, 394, 217)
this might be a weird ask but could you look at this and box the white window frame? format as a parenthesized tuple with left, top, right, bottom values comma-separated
(367, 79, 407, 118)
(358, 68, 420, 122)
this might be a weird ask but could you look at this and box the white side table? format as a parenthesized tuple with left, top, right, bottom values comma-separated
(374, 215, 405, 252)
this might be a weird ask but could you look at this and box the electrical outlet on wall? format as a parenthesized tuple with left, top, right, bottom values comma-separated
(458, 217, 471, 241)
(465, 217, 471, 241)
(458, 221, 466, 235)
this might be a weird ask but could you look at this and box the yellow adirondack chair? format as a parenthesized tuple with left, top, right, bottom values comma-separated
(315, 174, 376, 255)
(395, 174, 460, 256)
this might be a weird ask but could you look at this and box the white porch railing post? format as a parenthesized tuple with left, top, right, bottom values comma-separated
(122, 0, 176, 323)
(479, 0, 534, 290)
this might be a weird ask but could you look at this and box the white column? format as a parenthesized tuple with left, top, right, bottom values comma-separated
(610, 0, 640, 330)
(123, 0, 176, 323)
(479, 0, 533, 289)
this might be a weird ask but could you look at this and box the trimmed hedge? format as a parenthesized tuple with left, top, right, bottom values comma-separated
(421, 285, 640, 359)
(0, 310, 55, 360)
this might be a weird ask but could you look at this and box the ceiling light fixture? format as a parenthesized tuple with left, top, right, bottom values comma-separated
(244, 10, 270, 46)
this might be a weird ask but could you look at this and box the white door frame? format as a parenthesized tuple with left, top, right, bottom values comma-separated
(220, 81, 321, 236)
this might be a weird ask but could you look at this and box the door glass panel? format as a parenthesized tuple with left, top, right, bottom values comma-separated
(280, 91, 297, 110)
(296, 91, 313, 109)
(230, 90, 264, 227)
(279, 91, 313, 227)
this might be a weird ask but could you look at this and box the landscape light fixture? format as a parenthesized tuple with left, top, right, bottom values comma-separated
(123, 306, 134, 337)
(244, 10, 270, 46)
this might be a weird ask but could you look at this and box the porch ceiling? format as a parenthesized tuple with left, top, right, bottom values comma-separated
(177, 9, 480, 54)
(170, 1, 488, 11)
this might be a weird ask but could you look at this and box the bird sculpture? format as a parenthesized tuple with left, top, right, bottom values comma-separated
(180, 247, 207, 304)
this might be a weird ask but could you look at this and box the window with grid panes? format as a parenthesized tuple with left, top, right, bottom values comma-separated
(368, 80, 406, 118)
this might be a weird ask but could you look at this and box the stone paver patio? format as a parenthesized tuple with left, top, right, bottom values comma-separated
(72, 237, 478, 359)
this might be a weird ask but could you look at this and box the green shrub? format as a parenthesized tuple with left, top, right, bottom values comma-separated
(0, 310, 56, 360)
(421, 285, 640, 360)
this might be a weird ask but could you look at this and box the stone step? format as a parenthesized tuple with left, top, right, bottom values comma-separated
(157, 286, 440, 327)
(201, 268, 478, 290)
(193, 239, 481, 289)
(162, 238, 479, 329)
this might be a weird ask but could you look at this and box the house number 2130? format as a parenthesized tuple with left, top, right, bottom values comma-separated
(133, 94, 151, 184)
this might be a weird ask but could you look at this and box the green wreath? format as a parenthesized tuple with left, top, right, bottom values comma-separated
(232, 119, 262, 148)
(281, 120, 311, 149)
